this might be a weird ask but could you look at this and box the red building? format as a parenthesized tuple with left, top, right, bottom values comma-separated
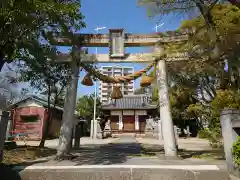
(101, 95, 158, 135)
(9, 96, 65, 140)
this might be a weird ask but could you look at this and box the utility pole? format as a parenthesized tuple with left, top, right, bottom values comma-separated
(154, 23, 164, 33)
(93, 81, 97, 139)
(92, 26, 106, 138)
(94, 26, 107, 55)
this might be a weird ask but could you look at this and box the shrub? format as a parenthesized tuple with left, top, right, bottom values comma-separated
(198, 128, 223, 148)
(198, 129, 209, 139)
(188, 90, 240, 147)
(233, 136, 240, 168)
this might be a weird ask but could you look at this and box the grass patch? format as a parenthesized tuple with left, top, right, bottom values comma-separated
(178, 149, 225, 160)
(3, 146, 56, 165)
(128, 152, 157, 158)
(138, 143, 163, 157)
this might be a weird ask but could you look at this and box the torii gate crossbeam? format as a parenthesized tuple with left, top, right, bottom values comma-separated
(50, 30, 188, 47)
(56, 53, 189, 63)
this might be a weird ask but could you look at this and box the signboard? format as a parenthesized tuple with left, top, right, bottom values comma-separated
(109, 29, 125, 58)
(123, 110, 134, 115)
(135, 110, 147, 116)
(110, 110, 122, 116)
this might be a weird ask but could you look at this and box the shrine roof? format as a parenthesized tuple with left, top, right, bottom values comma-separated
(101, 95, 158, 110)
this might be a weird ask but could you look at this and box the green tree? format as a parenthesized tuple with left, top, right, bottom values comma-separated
(177, 4, 240, 74)
(186, 89, 240, 146)
(76, 94, 102, 121)
(17, 45, 71, 148)
(0, 0, 84, 71)
(134, 87, 148, 95)
(139, 1, 239, 76)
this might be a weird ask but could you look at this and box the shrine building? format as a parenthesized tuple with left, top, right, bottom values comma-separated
(101, 95, 158, 134)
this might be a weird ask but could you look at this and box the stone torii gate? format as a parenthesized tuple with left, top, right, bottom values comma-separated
(52, 29, 188, 158)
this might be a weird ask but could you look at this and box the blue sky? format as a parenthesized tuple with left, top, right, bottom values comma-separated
(72, 0, 184, 97)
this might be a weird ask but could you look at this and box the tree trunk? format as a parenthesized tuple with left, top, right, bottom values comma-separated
(74, 124, 81, 149)
(68, 127, 74, 150)
(195, 0, 222, 62)
(0, 111, 9, 163)
(0, 54, 5, 72)
(39, 86, 52, 148)
(0, 61, 4, 72)
(56, 59, 79, 159)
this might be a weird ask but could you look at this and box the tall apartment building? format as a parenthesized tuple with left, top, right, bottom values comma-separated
(99, 65, 134, 104)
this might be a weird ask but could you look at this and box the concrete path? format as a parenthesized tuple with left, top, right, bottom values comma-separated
(136, 137, 212, 151)
(23, 136, 141, 166)
(16, 136, 226, 167)
(16, 137, 118, 148)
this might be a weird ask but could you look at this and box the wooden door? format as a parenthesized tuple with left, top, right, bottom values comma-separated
(139, 115, 147, 133)
(110, 116, 119, 131)
(123, 115, 135, 131)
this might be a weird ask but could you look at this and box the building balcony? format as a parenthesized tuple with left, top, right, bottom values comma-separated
(123, 87, 133, 90)
(113, 73, 122, 77)
(114, 69, 122, 73)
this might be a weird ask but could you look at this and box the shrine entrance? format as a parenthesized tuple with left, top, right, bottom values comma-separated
(122, 115, 135, 132)
(51, 28, 188, 157)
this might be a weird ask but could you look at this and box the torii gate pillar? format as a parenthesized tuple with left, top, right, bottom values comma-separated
(157, 59, 177, 157)
(57, 47, 80, 155)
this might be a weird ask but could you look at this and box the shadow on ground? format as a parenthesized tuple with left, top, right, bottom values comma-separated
(0, 163, 22, 180)
(70, 142, 151, 165)
(139, 143, 225, 161)
(5, 139, 225, 168)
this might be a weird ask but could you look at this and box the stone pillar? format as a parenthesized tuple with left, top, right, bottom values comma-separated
(174, 125, 179, 149)
(103, 119, 111, 138)
(220, 108, 240, 172)
(186, 125, 190, 138)
(145, 117, 155, 137)
(135, 115, 139, 131)
(157, 59, 177, 157)
(74, 123, 81, 149)
(96, 120, 103, 139)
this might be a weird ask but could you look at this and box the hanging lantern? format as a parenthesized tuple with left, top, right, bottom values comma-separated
(81, 73, 94, 86)
(140, 73, 154, 87)
(111, 85, 123, 99)
(134, 71, 142, 77)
